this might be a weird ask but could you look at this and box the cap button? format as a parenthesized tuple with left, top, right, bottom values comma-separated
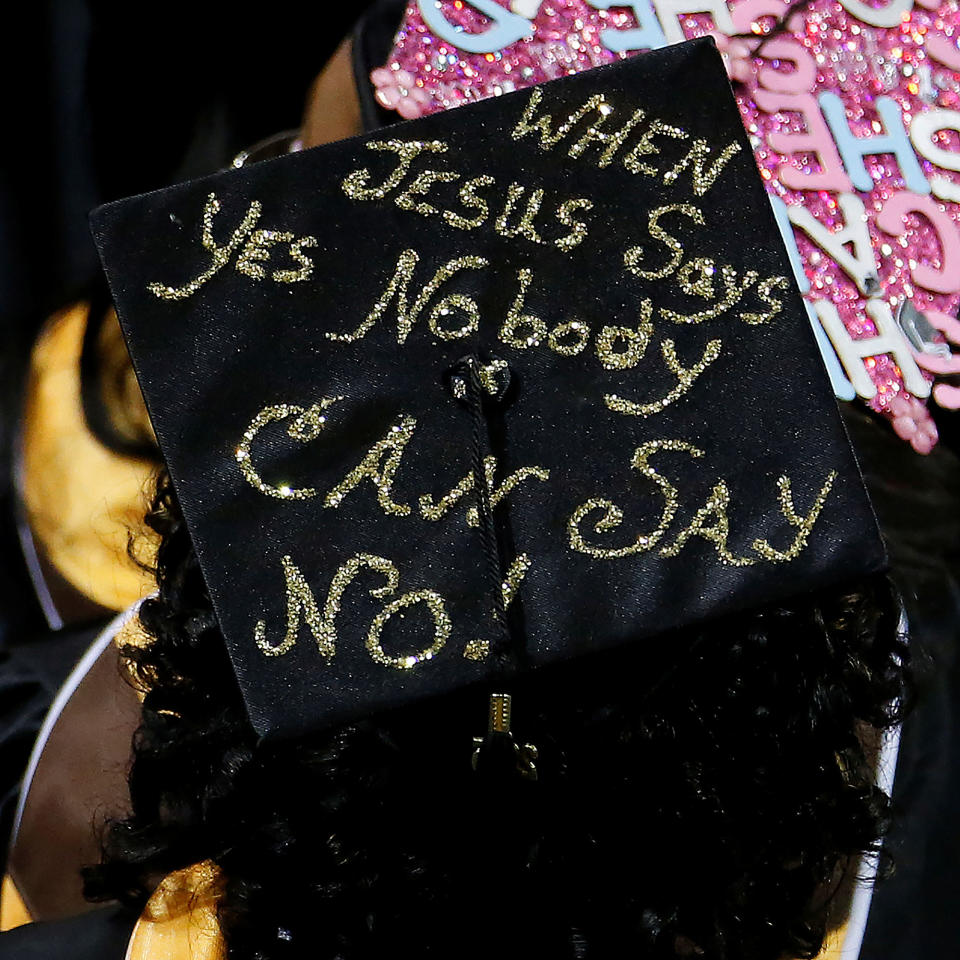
(447, 355, 512, 404)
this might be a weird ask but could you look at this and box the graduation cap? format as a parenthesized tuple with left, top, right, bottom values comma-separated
(90, 38, 884, 746)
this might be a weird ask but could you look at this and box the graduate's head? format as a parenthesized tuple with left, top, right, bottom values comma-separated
(88, 471, 905, 960)
(87, 43, 910, 959)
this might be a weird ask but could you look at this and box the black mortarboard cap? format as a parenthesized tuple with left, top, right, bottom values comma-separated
(91, 38, 884, 740)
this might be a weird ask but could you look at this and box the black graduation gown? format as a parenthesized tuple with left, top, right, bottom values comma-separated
(0, 907, 135, 960)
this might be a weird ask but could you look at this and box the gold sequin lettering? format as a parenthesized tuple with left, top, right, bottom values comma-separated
(148, 193, 262, 300)
(554, 198, 593, 252)
(429, 293, 480, 340)
(659, 481, 756, 566)
(501, 553, 532, 608)
(327, 248, 488, 344)
(499, 267, 547, 348)
(341, 139, 448, 201)
(236, 229, 295, 280)
(676, 258, 716, 299)
(751, 472, 837, 561)
(418, 459, 485, 521)
(495, 183, 547, 245)
(420, 457, 549, 527)
(598, 108, 646, 167)
(548, 319, 590, 356)
(272, 236, 318, 283)
(663, 138, 742, 196)
(662, 265, 759, 324)
(236, 398, 342, 500)
(465, 463, 551, 528)
(511, 88, 610, 152)
(343, 148, 592, 254)
(740, 276, 789, 325)
(604, 338, 722, 417)
(478, 358, 509, 395)
(255, 555, 329, 657)
(623, 120, 689, 176)
(443, 175, 495, 230)
(568, 100, 615, 159)
(463, 638, 489, 661)
(623, 204, 705, 281)
(317, 554, 400, 656)
(595, 300, 653, 370)
(287, 402, 336, 442)
(568, 440, 703, 558)
(367, 590, 451, 669)
(508, 87, 735, 198)
(395, 168, 461, 216)
(463, 553, 533, 661)
(325, 415, 417, 516)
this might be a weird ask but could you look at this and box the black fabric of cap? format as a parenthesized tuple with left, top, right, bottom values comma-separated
(90, 38, 885, 740)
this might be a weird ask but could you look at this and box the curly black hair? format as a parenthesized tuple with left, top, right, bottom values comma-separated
(84, 470, 909, 960)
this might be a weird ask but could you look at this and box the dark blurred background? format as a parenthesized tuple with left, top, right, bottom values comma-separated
(0, 0, 375, 640)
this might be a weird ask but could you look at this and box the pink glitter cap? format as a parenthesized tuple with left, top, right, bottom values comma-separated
(372, 0, 960, 452)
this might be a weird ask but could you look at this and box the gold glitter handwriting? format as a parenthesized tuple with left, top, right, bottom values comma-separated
(342, 139, 449, 200)
(604, 338, 723, 417)
(236, 398, 343, 500)
(495, 183, 547, 245)
(663, 138, 743, 197)
(418, 462, 483, 521)
(622, 210, 784, 330)
(341, 137, 593, 254)
(147, 193, 262, 300)
(597, 108, 646, 167)
(676, 258, 717, 299)
(255, 553, 399, 658)
(325, 415, 417, 516)
(273, 236, 318, 284)
(478, 358, 508, 395)
(321, 555, 401, 656)
(623, 120, 689, 176)
(418, 456, 550, 527)
(660, 265, 760, 325)
(367, 589, 451, 669)
(554, 198, 594, 252)
(623, 204, 706, 280)
(326, 248, 488, 344)
(500, 267, 547, 348)
(569, 440, 705, 558)
(439, 175, 597, 253)
(462, 553, 533, 662)
(323, 248, 762, 389)
(256, 553, 455, 671)
(511, 88, 612, 152)
(241, 231, 318, 284)
(429, 293, 481, 340)
(236, 229, 294, 280)
(547, 319, 590, 356)
(510, 88, 738, 196)
(443, 175, 495, 230)
(569, 449, 837, 566)
(659, 481, 757, 567)
(462, 637, 489, 662)
(751, 472, 838, 561)
(146, 194, 318, 299)
(395, 168, 461, 217)
(595, 300, 654, 370)
(740, 276, 790, 325)
(501, 553, 532, 609)
(465, 463, 551, 528)
(255, 555, 327, 657)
